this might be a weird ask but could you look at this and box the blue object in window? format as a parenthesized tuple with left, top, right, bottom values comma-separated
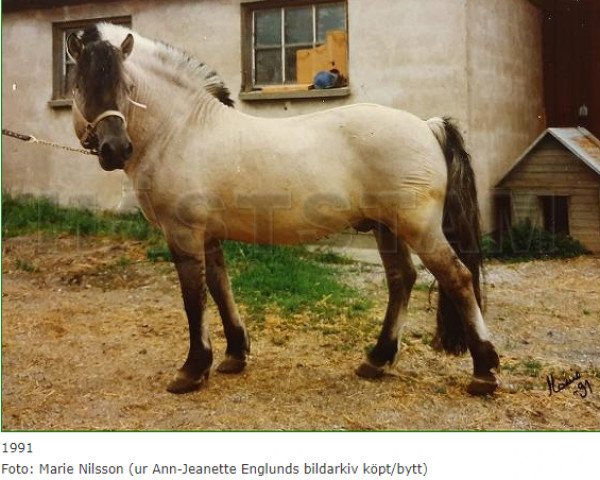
(313, 69, 340, 89)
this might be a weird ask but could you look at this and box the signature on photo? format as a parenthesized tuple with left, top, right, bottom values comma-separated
(546, 371, 593, 398)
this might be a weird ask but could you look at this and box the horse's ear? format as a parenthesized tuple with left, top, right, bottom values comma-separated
(66, 33, 84, 62)
(120, 33, 134, 59)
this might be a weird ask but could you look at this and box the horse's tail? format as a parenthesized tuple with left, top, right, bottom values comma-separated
(427, 117, 482, 355)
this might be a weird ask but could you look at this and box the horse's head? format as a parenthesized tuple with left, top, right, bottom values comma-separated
(67, 29, 134, 171)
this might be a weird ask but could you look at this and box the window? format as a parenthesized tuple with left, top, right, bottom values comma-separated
(51, 16, 131, 107)
(540, 196, 570, 235)
(493, 193, 512, 242)
(241, 0, 348, 96)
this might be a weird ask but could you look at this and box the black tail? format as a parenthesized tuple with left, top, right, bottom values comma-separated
(430, 117, 483, 355)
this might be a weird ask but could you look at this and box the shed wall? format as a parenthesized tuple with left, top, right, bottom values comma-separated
(499, 136, 600, 252)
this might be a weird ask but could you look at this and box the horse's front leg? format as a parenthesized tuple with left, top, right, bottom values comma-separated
(205, 238, 250, 374)
(167, 238, 213, 394)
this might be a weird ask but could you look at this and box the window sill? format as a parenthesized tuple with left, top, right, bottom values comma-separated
(239, 86, 350, 102)
(48, 98, 72, 109)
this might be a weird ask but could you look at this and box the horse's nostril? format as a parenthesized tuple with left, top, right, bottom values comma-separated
(124, 142, 133, 158)
(100, 142, 114, 158)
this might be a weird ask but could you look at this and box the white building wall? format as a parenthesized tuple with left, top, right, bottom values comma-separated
(2, 0, 544, 228)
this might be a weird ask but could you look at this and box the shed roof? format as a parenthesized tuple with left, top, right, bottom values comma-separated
(496, 127, 600, 187)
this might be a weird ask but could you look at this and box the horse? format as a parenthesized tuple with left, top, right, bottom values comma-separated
(66, 23, 500, 396)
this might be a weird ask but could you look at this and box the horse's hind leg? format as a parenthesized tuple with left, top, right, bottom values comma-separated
(411, 229, 500, 395)
(205, 239, 250, 374)
(356, 226, 416, 378)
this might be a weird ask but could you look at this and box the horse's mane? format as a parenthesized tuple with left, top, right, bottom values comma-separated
(95, 23, 234, 107)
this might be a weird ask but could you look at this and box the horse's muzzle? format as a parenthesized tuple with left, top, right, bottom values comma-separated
(98, 139, 133, 171)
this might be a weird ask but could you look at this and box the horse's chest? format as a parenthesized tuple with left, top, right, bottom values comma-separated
(128, 168, 164, 226)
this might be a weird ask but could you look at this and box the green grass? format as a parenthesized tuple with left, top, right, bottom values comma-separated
(113, 255, 133, 268)
(502, 357, 543, 376)
(3, 194, 373, 321)
(146, 244, 172, 263)
(2, 193, 160, 242)
(523, 358, 543, 377)
(307, 249, 355, 265)
(221, 242, 373, 319)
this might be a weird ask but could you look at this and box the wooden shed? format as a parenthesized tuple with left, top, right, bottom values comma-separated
(494, 127, 600, 253)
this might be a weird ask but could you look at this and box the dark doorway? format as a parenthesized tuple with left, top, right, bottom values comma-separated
(542, 0, 600, 138)
(540, 195, 569, 235)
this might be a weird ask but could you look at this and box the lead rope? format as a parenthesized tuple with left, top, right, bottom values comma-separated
(2, 98, 147, 157)
(2, 128, 97, 156)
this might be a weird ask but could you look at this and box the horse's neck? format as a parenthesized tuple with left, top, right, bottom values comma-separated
(124, 61, 232, 172)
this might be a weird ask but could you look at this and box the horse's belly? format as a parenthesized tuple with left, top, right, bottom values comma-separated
(222, 229, 328, 246)
(208, 206, 354, 245)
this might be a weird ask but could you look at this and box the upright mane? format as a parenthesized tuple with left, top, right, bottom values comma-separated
(94, 23, 234, 107)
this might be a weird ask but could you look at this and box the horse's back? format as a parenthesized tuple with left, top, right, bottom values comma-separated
(284, 102, 448, 199)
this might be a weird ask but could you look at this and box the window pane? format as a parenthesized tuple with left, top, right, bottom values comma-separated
(255, 48, 282, 84)
(64, 63, 75, 96)
(285, 46, 311, 84)
(317, 3, 346, 43)
(63, 30, 78, 95)
(285, 6, 312, 45)
(255, 9, 281, 47)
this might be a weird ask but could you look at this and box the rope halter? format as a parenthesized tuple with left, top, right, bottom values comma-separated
(71, 98, 127, 150)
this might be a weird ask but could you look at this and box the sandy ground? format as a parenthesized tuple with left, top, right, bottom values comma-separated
(2, 235, 599, 431)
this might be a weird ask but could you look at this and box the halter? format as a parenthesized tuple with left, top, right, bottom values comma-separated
(71, 98, 127, 149)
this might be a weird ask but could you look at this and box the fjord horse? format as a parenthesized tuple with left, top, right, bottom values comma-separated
(67, 23, 500, 396)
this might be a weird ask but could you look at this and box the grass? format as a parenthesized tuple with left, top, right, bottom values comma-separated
(113, 255, 133, 269)
(3, 194, 374, 321)
(307, 249, 355, 265)
(221, 242, 373, 320)
(523, 358, 543, 377)
(2, 194, 160, 243)
(146, 244, 171, 263)
(503, 357, 544, 378)
(15, 258, 38, 273)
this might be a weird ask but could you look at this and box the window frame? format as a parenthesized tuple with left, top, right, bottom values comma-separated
(240, 0, 349, 100)
(50, 16, 131, 108)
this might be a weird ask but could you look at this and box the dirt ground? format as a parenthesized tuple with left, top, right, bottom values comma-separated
(2, 235, 599, 431)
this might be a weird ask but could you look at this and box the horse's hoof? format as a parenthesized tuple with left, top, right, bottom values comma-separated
(217, 356, 246, 374)
(166, 370, 208, 394)
(467, 374, 500, 396)
(355, 361, 384, 379)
